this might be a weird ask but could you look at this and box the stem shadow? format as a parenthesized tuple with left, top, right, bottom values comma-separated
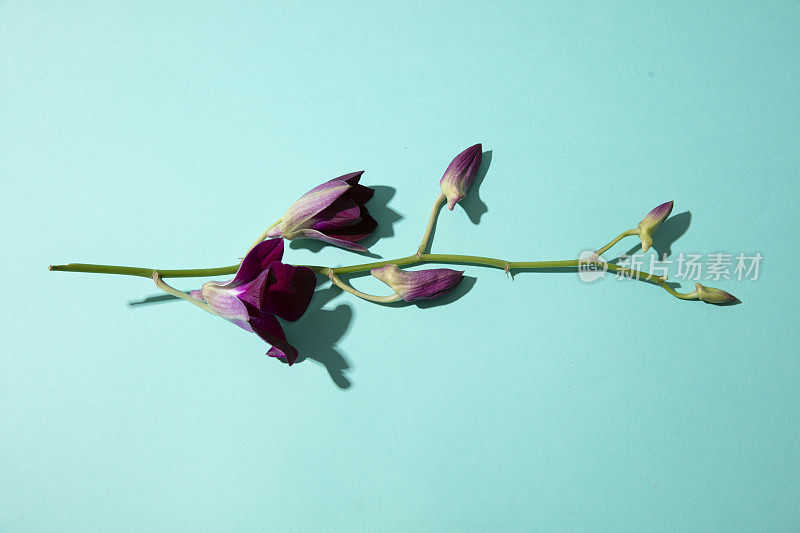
(128, 293, 180, 306)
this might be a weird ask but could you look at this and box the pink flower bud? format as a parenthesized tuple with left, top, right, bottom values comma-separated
(637, 201, 673, 252)
(370, 264, 464, 301)
(439, 144, 482, 210)
(694, 283, 740, 304)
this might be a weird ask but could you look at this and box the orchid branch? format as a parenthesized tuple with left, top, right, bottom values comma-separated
(48, 144, 741, 365)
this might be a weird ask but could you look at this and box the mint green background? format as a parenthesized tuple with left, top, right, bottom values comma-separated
(2, 2, 799, 531)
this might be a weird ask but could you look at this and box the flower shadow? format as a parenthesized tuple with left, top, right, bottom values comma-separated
(289, 185, 403, 258)
(460, 150, 492, 224)
(279, 284, 355, 389)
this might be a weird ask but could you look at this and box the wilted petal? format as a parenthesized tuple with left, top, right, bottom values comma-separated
(249, 312, 300, 365)
(371, 264, 464, 301)
(440, 143, 482, 210)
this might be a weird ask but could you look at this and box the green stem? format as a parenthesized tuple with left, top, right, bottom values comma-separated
(50, 263, 240, 278)
(49, 255, 662, 285)
(657, 279, 698, 300)
(328, 272, 402, 303)
(151, 272, 215, 314)
(417, 192, 446, 256)
(595, 228, 638, 257)
(51, 230, 692, 301)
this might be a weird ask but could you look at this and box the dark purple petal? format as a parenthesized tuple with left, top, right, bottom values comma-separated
(340, 171, 365, 186)
(235, 269, 270, 309)
(319, 207, 378, 242)
(248, 312, 300, 365)
(310, 202, 362, 231)
(261, 263, 317, 321)
(342, 183, 374, 205)
(231, 239, 284, 286)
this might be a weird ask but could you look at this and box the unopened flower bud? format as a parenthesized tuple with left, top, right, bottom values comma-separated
(440, 144, 482, 210)
(370, 264, 464, 301)
(637, 201, 673, 252)
(694, 283, 740, 304)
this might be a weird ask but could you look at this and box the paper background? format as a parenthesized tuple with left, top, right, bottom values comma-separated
(2, 2, 799, 531)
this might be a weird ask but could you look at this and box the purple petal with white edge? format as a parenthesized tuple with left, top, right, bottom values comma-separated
(261, 263, 317, 321)
(264, 224, 284, 239)
(201, 282, 250, 321)
(249, 312, 300, 365)
(440, 144, 482, 210)
(293, 228, 368, 252)
(371, 264, 464, 301)
(281, 182, 352, 231)
(228, 239, 284, 287)
(303, 171, 364, 196)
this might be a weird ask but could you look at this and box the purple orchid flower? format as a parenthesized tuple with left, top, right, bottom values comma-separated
(371, 264, 464, 301)
(265, 171, 378, 252)
(440, 143, 482, 210)
(190, 239, 316, 365)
